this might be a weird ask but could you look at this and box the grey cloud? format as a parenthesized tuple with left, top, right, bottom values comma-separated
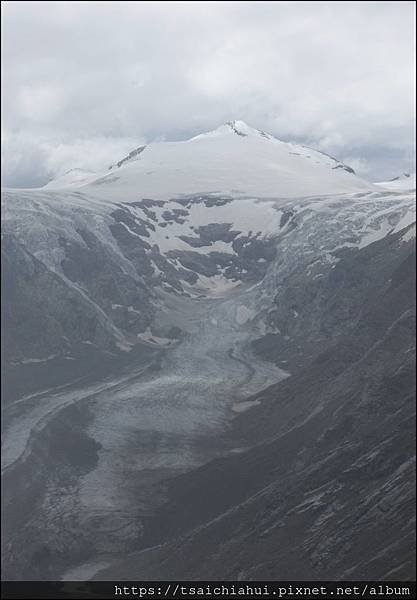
(2, 0, 415, 186)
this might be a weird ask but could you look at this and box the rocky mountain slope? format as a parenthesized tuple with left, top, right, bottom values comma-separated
(1, 122, 415, 580)
(98, 224, 415, 581)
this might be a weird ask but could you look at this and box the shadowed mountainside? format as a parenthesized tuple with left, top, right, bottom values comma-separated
(96, 228, 416, 581)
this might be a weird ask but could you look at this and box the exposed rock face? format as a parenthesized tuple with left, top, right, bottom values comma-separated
(252, 222, 416, 372)
(1, 224, 157, 402)
(108, 145, 147, 170)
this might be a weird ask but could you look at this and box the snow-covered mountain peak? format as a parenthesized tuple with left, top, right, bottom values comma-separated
(391, 172, 412, 181)
(43, 167, 97, 189)
(375, 172, 416, 191)
(190, 120, 274, 141)
(66, 122, 375, 201)
(224, 119, 273, 138)
(39, 121, 376, 200)
(226, 119, 252, 136)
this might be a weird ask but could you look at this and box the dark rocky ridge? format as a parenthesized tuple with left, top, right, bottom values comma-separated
(108, 145, 147, 170)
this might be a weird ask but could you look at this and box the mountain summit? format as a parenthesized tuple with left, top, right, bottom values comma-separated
(45, 121, 374, 200)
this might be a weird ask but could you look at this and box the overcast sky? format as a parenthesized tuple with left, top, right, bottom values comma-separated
(2, 0, 415, 187)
